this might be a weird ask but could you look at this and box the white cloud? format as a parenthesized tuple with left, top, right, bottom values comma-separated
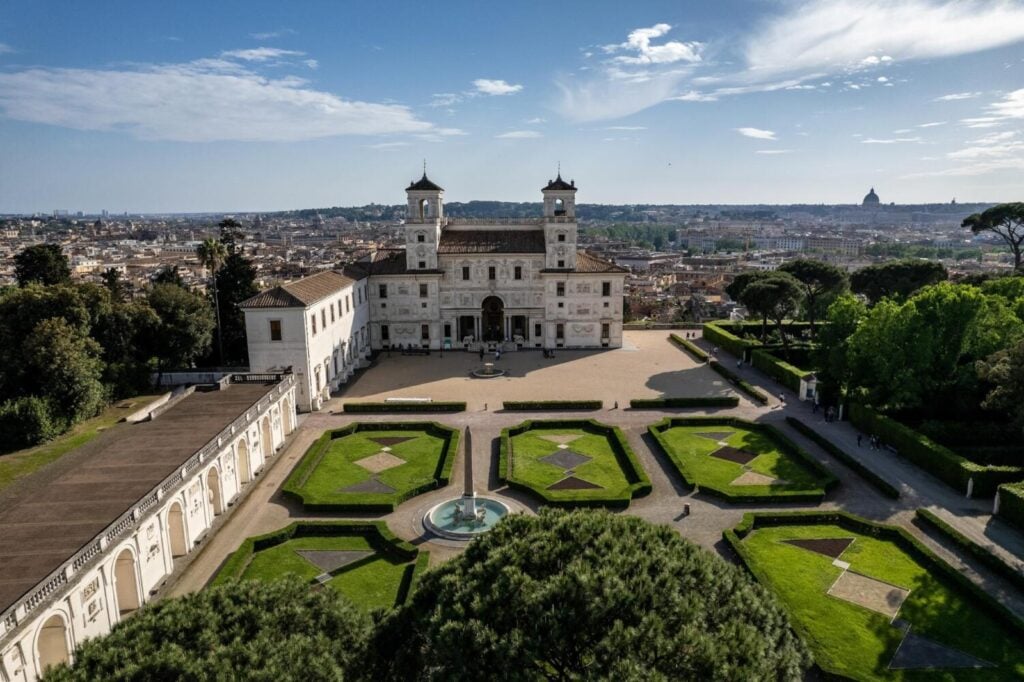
(736, 127, 777, 140)
(303, 59, 318, 70)
(756, 149, 794, 154)
(671, 90, 718, 102)
(745, 1, 1024, 78)
(249, 29, 296, 40)
(905, 128, 1024, 176)
(496, 130, 542, 139)
(861, 137, 923, 143)
(0, 55, 436, 142)
(525, 117, 546, 124)
(366, 141, 411, 150)
(877, 76, 889, 83)
(605, 125, 646, 130)
(988, 87, 1024, 120)
(429, 92, 462, 107)
(934, 91, 982, 101)
(473, 79, 523, 96)
(221, 47, 304, 62)
(917, 121, 947, 127)
(604, 23, 703, 65)
(0, 43, 15, 54)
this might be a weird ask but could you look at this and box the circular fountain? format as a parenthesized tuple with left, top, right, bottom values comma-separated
(470, 361, 506, 378)
(424, 427, 509, 540)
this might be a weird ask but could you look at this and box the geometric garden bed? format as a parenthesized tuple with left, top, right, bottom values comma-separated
(649, 416, 838, 503)
(282, 421, 459, 512)
(499, 419, 651, 508)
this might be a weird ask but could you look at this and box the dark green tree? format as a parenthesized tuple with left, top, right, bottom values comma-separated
(814, 293, 867, 401)
(22, 317, 106, 425)
(152, 265, 185, 287)
(215, 251, 259, 365)
(778, 259, 848, 338)
(738, 272, 804, 351)
(100, 268, 126, 302)
(369, 509, 810, 681)
(14, 244, 71, 287)
(962, 203, 1024, 269)
(44, 578, 371, 682)
(197, 237, 228, 363)
(725, 270, 775, 338)
(147, 283, 215, 384)
(850, 259, 948, 304)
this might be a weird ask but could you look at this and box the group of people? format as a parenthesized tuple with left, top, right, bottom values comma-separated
(856, 433, 884, 450)
(478, 346, 501, 361)
(812, 402, 838, 422)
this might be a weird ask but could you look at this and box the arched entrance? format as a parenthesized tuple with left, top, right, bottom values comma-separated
(114, 549, 141, 616)
(206, 468, 223, 516)
(237, 440, 251, 486)
(168, 502, 187, 558)
(282, 397, 293, 435)
(481, 296, 504, 342)
(261, 416, 272, 458)
(36, 614, 70, 672)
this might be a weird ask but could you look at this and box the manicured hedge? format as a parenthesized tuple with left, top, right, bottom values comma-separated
(751, 349, 807, 393)
(702, 321, 757, 357)
(724, 511, 1024, 640)
(669, 333, 709, 362)
(629, 396, 739, 409)
(282, 421, 459, 512)
(997, 483, 1024, 534)
(849, 404, 1024, 497)
(785, 416, 900, 499)
(502, 400, 603, 411)
(499, 419, 652, 508)
(708, 361, 770, 404)
(648, 416, 839, 503)
(213, 520, 421, 585)
(342, 401, 466, 413)
(915, 508, 1024, 592)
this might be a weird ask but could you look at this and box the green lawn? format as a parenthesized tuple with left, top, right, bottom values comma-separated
(0, 394, 163, 493)
(285, 425, 455, 510)
(238, 535, 412, 611)
(508, 427, 634, 503)
(739, 523, 1024, 681)
(655, 424, 829, 498)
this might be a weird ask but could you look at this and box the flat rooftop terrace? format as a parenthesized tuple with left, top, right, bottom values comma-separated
(0, 382, 277, 614)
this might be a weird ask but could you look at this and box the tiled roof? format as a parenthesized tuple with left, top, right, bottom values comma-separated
(348, 250, 444, 276)
(543, 252, 628, 274)
(241, 271, 355, 309)
(543, 174, 576, 191)
(438, 229, 546, 254)
(407, 173, 443, 192)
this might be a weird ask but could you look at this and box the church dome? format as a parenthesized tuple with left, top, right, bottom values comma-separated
(862, 187, 880, 206)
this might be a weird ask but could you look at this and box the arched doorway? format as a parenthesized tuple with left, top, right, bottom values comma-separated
(114, 549, 141, 616)
(206, 468, 223, 516)
(168, 502, 187, 558)
(237, 440, 251, 486)
(36, 614, 70, 672)
(282, 397, 293, 435)
(481, 295, 504, 342)
(261, 417, 272, 459)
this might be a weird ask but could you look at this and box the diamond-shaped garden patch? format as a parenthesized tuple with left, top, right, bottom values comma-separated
(540, 449, 592, 470)
(338, 478, 396, 494)
(547, 476, 603, 490)
(371, 436, 414, 447)
(730, 471, 788, 486)
(297, 550, 373, 573)
(828, 571, 909, 619)
(354, 452, 405, 473)
(783, 538, 854, 559)
(695, 431, 734, 442)
(539, 434, 580, 445)
(889, 630, 995, 670)
(711, 446, 758, 466)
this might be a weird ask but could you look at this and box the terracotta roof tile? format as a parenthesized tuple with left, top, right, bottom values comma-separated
(438, 229, 545, 254)
(241, 271, 355, 309)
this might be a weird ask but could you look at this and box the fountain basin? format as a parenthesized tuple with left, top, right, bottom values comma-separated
(423, 496, 510, 540)
(471, 362, 506, 379)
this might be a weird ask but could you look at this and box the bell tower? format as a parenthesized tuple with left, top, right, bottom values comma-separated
(405, 167, 444, 270)
(542, 172, 578, 269)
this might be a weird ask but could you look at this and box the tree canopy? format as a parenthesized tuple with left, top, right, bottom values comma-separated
(148, 283, 215, 378)
(850, 259, 947, 304)
(962, 203, 1024, 269)
(44, 578, 371, 682)
(737, 272, 805, 348)
(14, 244, 71, 287)
(777, 259, 848, 337)
(369, 509, 810, 681)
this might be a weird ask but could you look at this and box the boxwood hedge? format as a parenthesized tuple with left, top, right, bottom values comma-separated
(502, 400, 603, 411)
(669, 333, 710, 362)
(629, 396, 739, 409)
(996, 483, 1024, 534)
(342, 401, 466, 413)
(708, 361, 770, 404)
(785, 416, 900, 499)
(915, 508, 1024, 592)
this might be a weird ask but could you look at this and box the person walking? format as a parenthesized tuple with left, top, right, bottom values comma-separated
(857, 434, 863, 447)
(479, 346, 484, 361)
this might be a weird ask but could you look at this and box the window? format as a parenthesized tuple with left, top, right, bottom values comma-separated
(462, 266, 470, 281)
(602, 323, 610, 339)
(419, 261, 426, 269)
(557, 260, 565, 268)
(444, 323, 451, 338)
(321, 309, 326, 329)
(330, 306, 335, 323)
(604, 301, 609, 308)
(269, 320, 282, 341)
(381, 325, 389, 341)
(419, 283, 428, 298)
(556, 282, 565, 297)
(558, 234, 566, 242)
(558, 301, 564, 308)
(556, 323, 564, 339)
(338, 300, 343, 318)
(310, 314, 317, 335)
(333, 354, 338, 374)
(346, 296, 351, 313)
(534, 323, 541, 338)
(602, 281, 611, 296)
(379, 284, 387, 299)
(417, 233, 425, 242)
(421, 324, 430, 340)
(488, 266, 496, 280)
(514, 266, 522, 280)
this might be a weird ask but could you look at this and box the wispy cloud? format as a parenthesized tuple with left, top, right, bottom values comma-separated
(736, 127, 777, 140)
(934, 91, 981, 101)
(496, 130, 542, 139)
(756, 149, 794, 154)
(249, 29, 296, 40)
(366, 141, 411, 150)
(861, 137, 923, 144)
(917, 121, 947, 127)
(0, 53, 436, 142)
(905, 129, 1024, 177)
(473, 79, 523, 95)
(605, 125, 646, 130)
(602, 23, 703, 66)
(525, 117, 546, 124)
(221, 47, 304, 62)
(0, 43, 13, 55)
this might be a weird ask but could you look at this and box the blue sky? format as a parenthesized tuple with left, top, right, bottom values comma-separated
(1, 0, 1023, 212)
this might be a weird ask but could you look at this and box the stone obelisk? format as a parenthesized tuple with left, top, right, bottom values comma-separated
(461, 427, 477, 517)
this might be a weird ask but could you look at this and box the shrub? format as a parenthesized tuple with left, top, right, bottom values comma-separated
(751, 349, 807, 393)
(629, 396, 739, 409)
(502, 400, 602, 411)
(669, 333, 709, 361)
(785, 416, 900, 499)
(997, 483, 1024, 534)
(709, 361, 770, 404)
(342, 401, 466, 413)
(702, 321, 756, 357)
(0, 396, 64, 452)
(915, 508, 1024, 592)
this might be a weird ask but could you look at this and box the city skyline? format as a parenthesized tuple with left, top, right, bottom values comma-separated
(1, 0, 1023, 212)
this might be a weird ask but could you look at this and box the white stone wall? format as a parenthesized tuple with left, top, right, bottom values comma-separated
(0, 383, 297, 682)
